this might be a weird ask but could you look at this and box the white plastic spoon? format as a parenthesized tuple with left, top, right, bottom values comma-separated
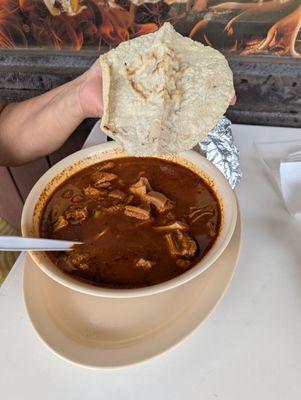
(0, 236, 82, 252)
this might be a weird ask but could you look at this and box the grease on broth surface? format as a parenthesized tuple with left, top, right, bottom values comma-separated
(40, 157, 221, 288)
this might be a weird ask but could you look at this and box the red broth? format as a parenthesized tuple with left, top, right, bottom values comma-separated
(40, 157, 221, 288)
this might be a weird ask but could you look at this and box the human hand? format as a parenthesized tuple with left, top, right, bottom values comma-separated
(230, 95, 237, 106)
(77, 60, 236, 117)
(77, 60, 104, 119)
(77, 59, 235, 119)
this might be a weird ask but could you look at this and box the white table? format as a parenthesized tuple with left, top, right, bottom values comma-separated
(1, 124, 301, 400)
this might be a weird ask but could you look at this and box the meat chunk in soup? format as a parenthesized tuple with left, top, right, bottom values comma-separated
(105, 204, 124, 215)
(83, 185, 101, 199)
(97, 161, 114, 171)
(145, 191, 173, 212)
(176, 259, 191, 269)
(109, 189, 127, 201)
(64, 253, 90, 271)
(124, 205, 151, 221)
(53, 215, 68, 232)
(94, 181, 111, 189)
(64, 206, 88, 225)
(91, 171, 118, 185)
(153, 221, 188, 232)
(165, 231, 197, 258)
(135, 258, 155, 270)
(129, 176, 151, 197)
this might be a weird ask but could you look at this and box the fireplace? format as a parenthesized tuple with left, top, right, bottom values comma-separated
(0, 0, 300, 127)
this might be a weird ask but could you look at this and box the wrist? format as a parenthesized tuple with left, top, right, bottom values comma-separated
(77, 62, 104, 119)
(44, 79, 86, 139)
(57, 78, 87, 125)
(71, 77, 88, 121)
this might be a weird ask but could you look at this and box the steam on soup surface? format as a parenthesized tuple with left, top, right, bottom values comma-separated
(40, 157, 221, 288)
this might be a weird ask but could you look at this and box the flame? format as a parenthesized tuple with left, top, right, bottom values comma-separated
(0, 0, 26, 48)
(192, 0, 207, 12)
(258, 4, 301, 57)
(0, 0, 300, 57)
(99, 4, 157, 46)
(189, 19, 208, 39)
(99, 6, 131, 45)
(0, 0, 157, 50)
(228, 39, 238, 52)
(190, 0, 301, 57)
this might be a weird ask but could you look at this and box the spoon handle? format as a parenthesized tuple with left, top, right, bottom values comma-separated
(0, 236, 81, 252)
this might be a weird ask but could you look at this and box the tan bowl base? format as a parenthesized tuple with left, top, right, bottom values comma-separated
(23, 211, 241, 369)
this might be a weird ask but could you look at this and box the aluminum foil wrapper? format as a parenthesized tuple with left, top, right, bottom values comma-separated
(196, 117, 242, 189)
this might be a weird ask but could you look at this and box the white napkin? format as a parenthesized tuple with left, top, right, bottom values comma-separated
(280, 160, 301, 219)
(255, 140, 301, 219)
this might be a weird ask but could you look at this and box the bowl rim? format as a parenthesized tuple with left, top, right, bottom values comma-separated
(21, 141, 237, 298)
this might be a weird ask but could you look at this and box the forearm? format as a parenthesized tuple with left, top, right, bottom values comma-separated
(0, 75, 87, 166)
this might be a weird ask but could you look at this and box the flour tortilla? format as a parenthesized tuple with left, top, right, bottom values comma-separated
(100, 23, 234, 156)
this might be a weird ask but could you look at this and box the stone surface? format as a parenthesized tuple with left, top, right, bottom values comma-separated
(227, 55, 301, 127)
(0, 51, 300, 127)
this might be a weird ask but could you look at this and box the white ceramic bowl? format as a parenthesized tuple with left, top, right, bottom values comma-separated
(22, 142, 237, 298)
